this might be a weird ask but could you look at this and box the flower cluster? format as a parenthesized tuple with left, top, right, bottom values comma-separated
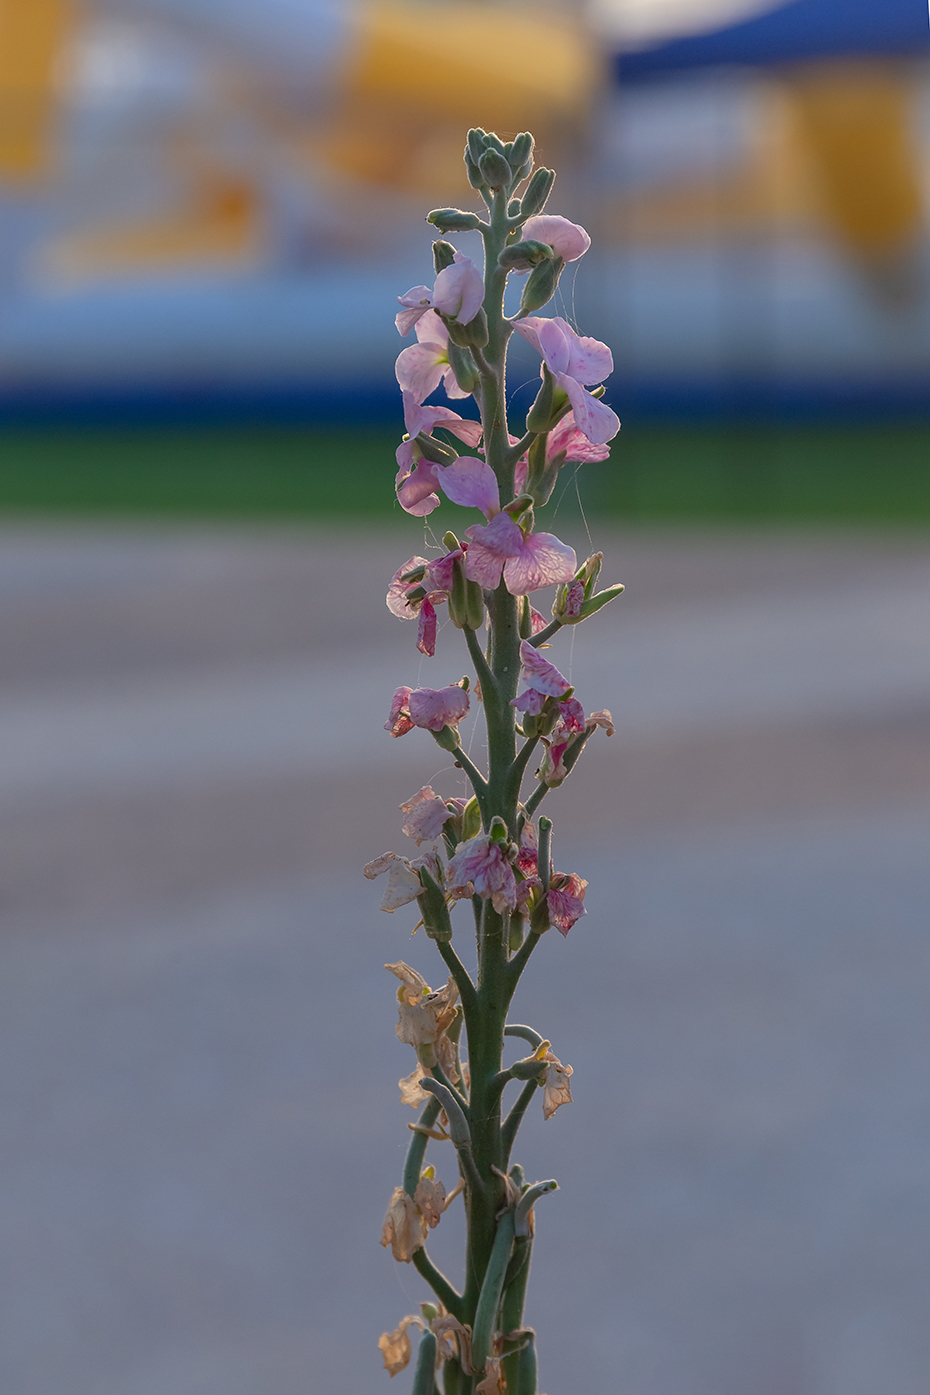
(366, 127, 624, 1394)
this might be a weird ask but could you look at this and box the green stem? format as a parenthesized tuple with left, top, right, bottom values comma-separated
(471, 1208, 516, 1371)
(501, 1080, 539, 1164)
(404, 1098, 441, 1196)
(528, 618, 562, 648)
(435, 939, 478, 1021)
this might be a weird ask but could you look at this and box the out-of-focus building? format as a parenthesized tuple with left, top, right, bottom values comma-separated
(0, 0, 928, 423)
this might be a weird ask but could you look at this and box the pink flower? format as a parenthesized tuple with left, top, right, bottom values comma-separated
(395, 391, 483, 516)
(514, 639, 571, 699)
(418, 598, 437, 656)
(399, 786, 455, 845)
(546, 410, 611, 464)
(547, 871, 587, 936)
(396, 254, 484, 335)
(447, 833, 517, 913)
(396, 311, 470, 404)
(386, 685, 470, 737)
(514, 316, 620, 446)
(520, 215, 591, 264)
(464, 514, 576, 595)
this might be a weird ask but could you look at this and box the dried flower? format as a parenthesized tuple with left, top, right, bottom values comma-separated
(542, 1050, 574, 1120)
(380, 1187, 427, 1263)
(378, 1313, 425, 1375)
(414, 1168, 446, 1229)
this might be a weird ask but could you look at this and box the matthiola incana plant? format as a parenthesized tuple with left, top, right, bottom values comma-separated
(366, 128, 623, 1395)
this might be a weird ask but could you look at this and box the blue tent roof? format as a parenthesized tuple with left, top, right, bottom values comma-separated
(615, 0, 930, 79)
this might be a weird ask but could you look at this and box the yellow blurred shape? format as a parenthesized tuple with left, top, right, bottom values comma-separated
(319, 0, 599, 192)
(41, 174, 262, 283)
(0, 0, 71, 179)
(786, 60, 923, 261)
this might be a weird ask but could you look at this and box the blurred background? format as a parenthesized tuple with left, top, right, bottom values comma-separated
(1, 2, 929, 1394)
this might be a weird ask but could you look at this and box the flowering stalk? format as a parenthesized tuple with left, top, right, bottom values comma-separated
(369, 128, 622, 1394)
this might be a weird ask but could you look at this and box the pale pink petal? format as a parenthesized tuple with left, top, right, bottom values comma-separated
(396, 459, 440, 516)
(512, 317, 546, 358)
(514, 455, 528, 493)
(400, 786, 454, 844)
(396, 343, 447, 404)
(548, 317, 613, 384)
(432, 255, 484, 324)
(517, 639, 570, 696)
(415, 308, 448, 346)
(396, 285, 433, 336)
(447, 833, 516, 912)
(387, 555, 429, 619)
(381, 859, 425, 911)
(417, 597, 437, 656)
(426, 548, 463, 594)
(535, 318, 572, 376)
(521, 215, 591, 263)
(436, 458, 500, 517)
(547, 411, 611, 463)
(503, 532, 577, 595)
(464, 513, 523, 588)
(511, 687, 548, 714)
(442, 417, 483, 448)
(408, 685, 470, 732)
(441, 364, 469, 400)
(556, 373, 620, 447)
(547, 872, 587, 934)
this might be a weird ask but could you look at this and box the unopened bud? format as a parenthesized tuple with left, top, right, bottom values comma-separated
(483, 131, 507, 155)
(432, 239, 456, 272)
(461, 796, 481, 841)
(417, 865, 453, 941)
(498, 239, 553, 272)
(466, 128, 487, 163)
(508, 197, 522, 217)
(428, 208, 480, 233)
(445, 306, 488, 349)
(465, 153, 484, 189)
(526, 369, 555, 433)
(478, 148, 513, 191)
(508, 131, 534, 173)
(446, 338, 480, 395)
(489, 816, 509, 844)
(518, 167, 555, 219)
(520, 255, 563, 313)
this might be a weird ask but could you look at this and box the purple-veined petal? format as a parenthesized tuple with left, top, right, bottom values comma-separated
(512, 316, 546, 358)
(426, 548, 463, 594)
(510, 686, 548, 714)
(503, 531, 577, 595)
(547, 410, 611, 463)
(535, 318, 572, 376)
(436, 457, 500, 517)
(387, 554, 430, 619)
(417, 598, 437, 656)
(548, 317, 613, 384)
(464, 512, 523, 587)
(396, 459, 441, 516)
(408, 685, 470, 731)
(518, 639, 571, 695)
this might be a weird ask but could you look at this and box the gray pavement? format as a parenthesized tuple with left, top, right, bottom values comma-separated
(1, 522, 929, 1394)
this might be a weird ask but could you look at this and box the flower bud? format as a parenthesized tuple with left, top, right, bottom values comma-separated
(508, 131, 534, 173)
(428, 208, 481, 233)
(445, 306, 488, 348)
(478, 148, 513, 191)
(518, 167, 555, 219)
(520, 255, 564, 313)
(432, 239, 456, 272)
(465, 152, 484, 189)
(508, 197, 522, 217)
(461, 796, 481, 841)
(483, 131, 507, 156)
(446, 338, 480, 395)
(488, 815, 509, 844)
(525, 369, 555, 433)
(433, 724, 462, 752)
(498, 239, 553, 272)
(466, 128, 488, 162)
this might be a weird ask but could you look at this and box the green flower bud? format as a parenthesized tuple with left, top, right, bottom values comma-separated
(444, 306, 488, 349)
(519, 595, 533, 639)
(483, 131, 507, 156)
(465, 152, 484, 189)
(446, 338, 480, 395)
(432, 239, 456, 272)
(519, 167, 555, 219)
(478, 148, 513, 191)
(466, 128, 487, 163)
(498, 239, 553, 272)
(520, 255, 564, 313)
(526, 366, 555, 432)
(442, 530, 460, 552)
(428, 208, 480, 233)
(508, 197, 522, 217)
(489, 815, 509, 843)
(508, 131, 534, 172)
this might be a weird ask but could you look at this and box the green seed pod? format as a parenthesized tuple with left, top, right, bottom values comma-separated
(448, 554, 469, 628)
(478, 148, 513, 190)
(519, 595, 533, 639)
(520, 254, 564, 313)
(416, 865, 453, 941)
(465, 577, 485, 631)
(498, 239, 553, 272)
(432, 239, 456, 272)
(427, 207, 480, 233)
(519, 166, 555, 219)
(411, 1331, 439, 1395)
(415, 431, 458, 466)
(511, 1331, 538, 1395)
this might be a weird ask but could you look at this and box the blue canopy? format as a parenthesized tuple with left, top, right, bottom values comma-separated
(615, 0, 930, 79)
